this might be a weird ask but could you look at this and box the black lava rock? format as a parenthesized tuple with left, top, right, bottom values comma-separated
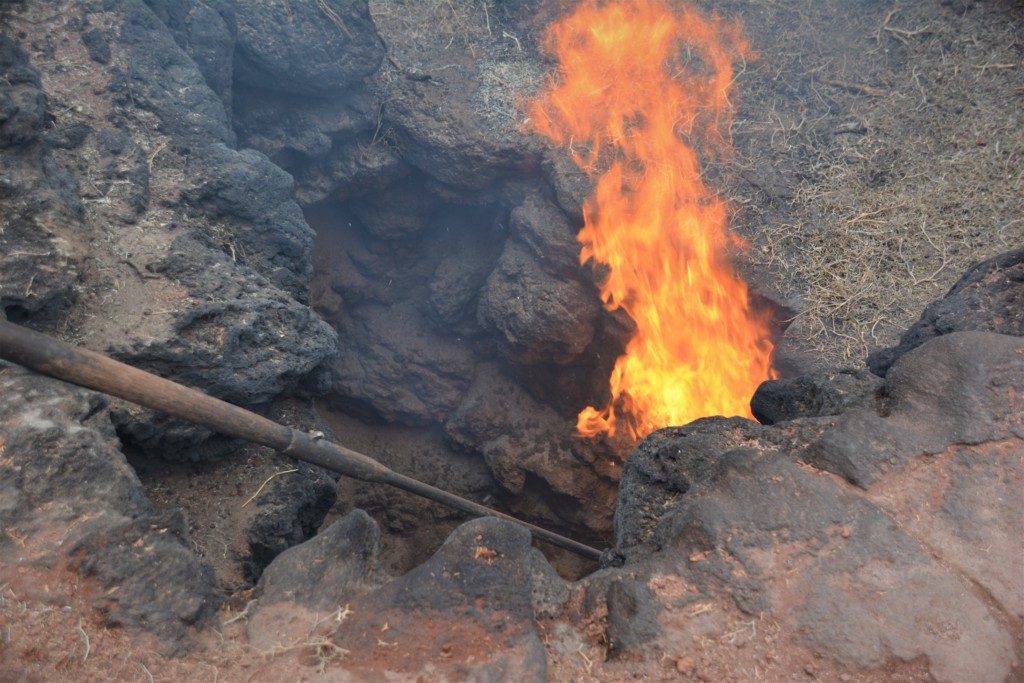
(751, 369, 881, 425)
(868, 248, 1024, 376)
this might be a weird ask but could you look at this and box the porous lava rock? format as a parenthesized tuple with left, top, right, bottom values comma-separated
(427, 246, 496, 332)
(231, 84, 391, 207)
(445, 364, 618, 539)
(232, 86, 377, 166)
(751, 368, 881, 425)
(231, 0, 384, 97)
(478, 240, 600, 364)
(250, 515, 563, 680)
(600, 331, 1023, 681)
(269, 0, 622, 556)
(0, 0, 339, 460)
(246, 509, 388, 648)
(868, 247, 1024, 375)
(367, 3, 545, 190)
(184, 143, 316, 297)
(613, 417, 773, 552)
(243, 462, 337, 582)
(142, 0, 238, 114)
(509, 190, 584, 276)
(0, 37, 81, 323)
(0, 365, 219, 652)
(810, 330, 1024, 486)
(327, 302, 476, 425)
(347, 173, 442, 240)
(109, 236, 337, 459)
(114, 0, 236, 148)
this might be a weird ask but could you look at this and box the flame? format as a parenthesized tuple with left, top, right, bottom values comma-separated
(528, 0, 775, 441)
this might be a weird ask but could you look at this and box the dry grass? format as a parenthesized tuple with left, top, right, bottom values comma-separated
(369, 0, 496, 56)
(718, 0, 1024, 365)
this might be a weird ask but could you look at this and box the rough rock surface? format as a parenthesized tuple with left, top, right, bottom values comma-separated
(240, 317, 1024, 683)
(231, 0, 383, 97)
(597, 331, 1023, 681)
(244, 462, 337, 581)
(369, 5, 544, 191)
(250, 516, 561, 680)
(0, 365, 219, 651)
(0, 36, 81, 323)
(307, 169, 618, 546)
(328, 303, 477, 425)
(478, 240, 600, 365)
(232, 85, 378, 174)
(1, 0, 343, 650)
(445, 364, 618, 539)
(348, 174, 441, 240)
(109, 234, 337, 459)
(323, 410, 497, 576)
(184, 143, 316, 298)
(868, 247, 1024, 375)
(1, 0, 338, 460)
(268, 0, 624, 555)
(247, 510, 387, 648)
(810, 331, 1024, 486)
(3, 1, 1021, 680)
(142, 0, 237, 114)
(612, 417, 773, 552)
(751, 368, 881, 425)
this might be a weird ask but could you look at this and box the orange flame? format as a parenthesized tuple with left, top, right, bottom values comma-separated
(529, 0, 775, 441)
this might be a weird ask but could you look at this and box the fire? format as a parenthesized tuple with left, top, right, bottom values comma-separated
(529, 0, 775, 441)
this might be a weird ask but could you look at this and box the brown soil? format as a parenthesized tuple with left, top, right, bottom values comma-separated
(128, 442, 295, 592)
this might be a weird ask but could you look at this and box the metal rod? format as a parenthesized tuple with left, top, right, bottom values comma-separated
(0, 320, 603, 561)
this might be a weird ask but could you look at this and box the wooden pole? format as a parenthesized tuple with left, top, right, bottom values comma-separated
(0, 320, 603, 561)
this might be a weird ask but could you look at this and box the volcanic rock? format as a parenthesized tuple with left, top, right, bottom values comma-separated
(244, 462, 337, 582)
(478, 240, 600, 365)
(427, 246, 495, 332)
(291, 135, 408, 206)
(11, 0, 342, 459)
(255, 517, 558, 680)
(0, 37, 81, 323)
(751, 368, 881, 425)
(603, 331, 1023, 681)
(111, 234, 337, 459)
(868, 247, 1024, 375)
(509, 190, 583, 277)
(247, 510, 387, 647)
(231, 85, 380, 177)
(115, 0, 236, 148)
(0, 366, 219, 651)
(348, 173, 442, 240)
(445, 364, 617, 538)
(541, 151, 595, 219)
(231, 0, 384, 97)
(369, 4, 545, 190)
(142, 0, 238, 114)
(184, 143, 315, 297)
(810, 330, 1024, 487)
(613, 417, 773, 552)
(327, 303, 476, 425)
(604, 577, 662, 654)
